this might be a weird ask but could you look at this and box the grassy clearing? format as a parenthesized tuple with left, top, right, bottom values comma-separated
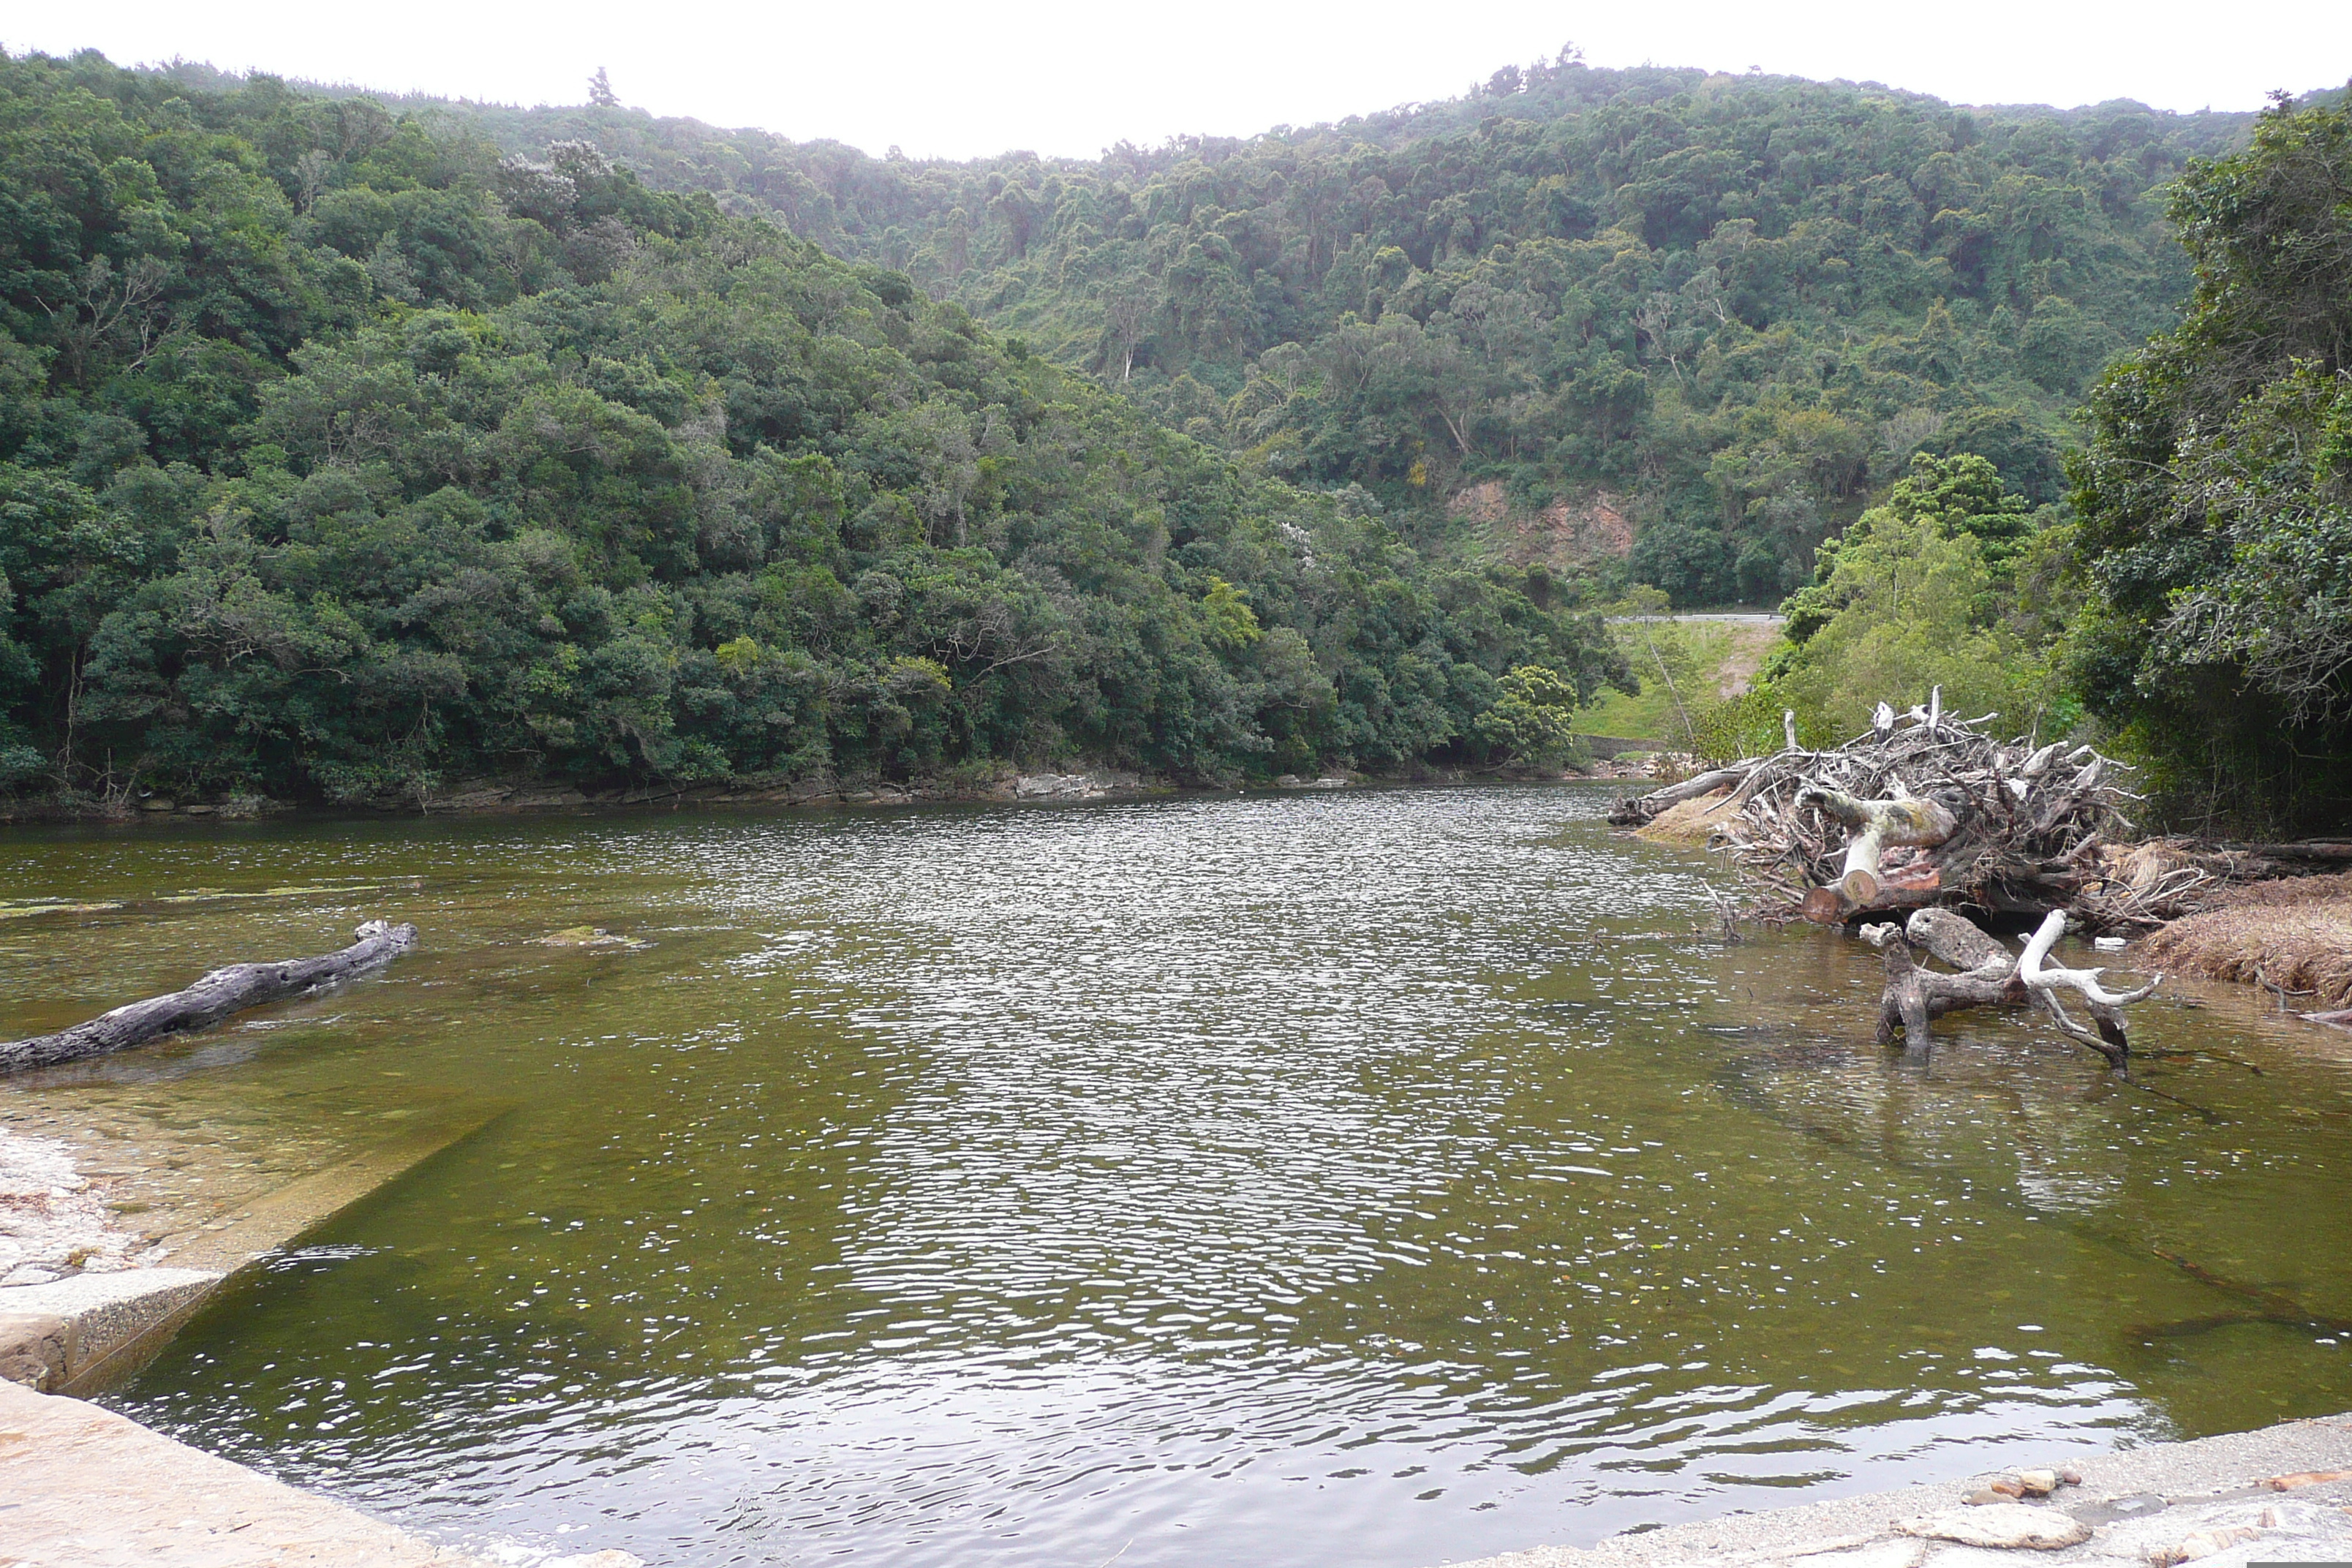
(1579, 619, 1786, 745)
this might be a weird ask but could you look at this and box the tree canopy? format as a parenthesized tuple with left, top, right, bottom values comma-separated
(2069, 90, 2352, 829)
(22, 44, 2349, 829)
(311, 55, 2256, 606)
(0, 49, 1622, 805)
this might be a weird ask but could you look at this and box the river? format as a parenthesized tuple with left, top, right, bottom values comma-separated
(2, 783, 2348, 1567)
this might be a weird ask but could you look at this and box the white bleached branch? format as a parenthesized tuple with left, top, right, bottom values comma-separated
(2017, 910, 2160, 1007)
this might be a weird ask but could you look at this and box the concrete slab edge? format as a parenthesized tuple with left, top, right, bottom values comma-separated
(0, 1376, 642, 1567)
(0, 1104, 505, 1395)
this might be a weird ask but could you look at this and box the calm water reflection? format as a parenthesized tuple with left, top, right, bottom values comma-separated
(3, 785, 2348, 1567)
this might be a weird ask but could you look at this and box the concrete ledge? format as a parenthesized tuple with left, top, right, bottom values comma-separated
(0, 1378, 645, 1566)
(0, 1102, 645, 1567)
(0, 1375, 497, 1567)
(0, 1267, 222, 1395)
(165, 1109, 504, 1275)
(0, 1107, 502, 1398)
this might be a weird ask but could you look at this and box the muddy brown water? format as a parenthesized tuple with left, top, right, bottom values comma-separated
(1, 784, 2348, 1567)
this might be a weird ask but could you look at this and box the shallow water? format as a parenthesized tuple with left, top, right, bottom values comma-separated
(3, 784, 2349, 1567)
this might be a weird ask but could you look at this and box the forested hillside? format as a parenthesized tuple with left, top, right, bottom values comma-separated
(226, 54, 2258, 605)
(0, 50, 1620, 807)
(16, 43, 2347, 826)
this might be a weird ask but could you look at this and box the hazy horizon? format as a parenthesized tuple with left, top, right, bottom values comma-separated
(5, 0, 2347, 162)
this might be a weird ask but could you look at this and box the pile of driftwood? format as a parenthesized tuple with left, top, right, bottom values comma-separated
(1607, 693, 2352, 1064)
(1610, 694, 2171, 929)
(1607, 697, 2178, 1066)
(1613, 697, 2352, 932)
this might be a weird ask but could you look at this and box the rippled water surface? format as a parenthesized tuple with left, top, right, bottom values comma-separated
(4, 785, 2351, 1567)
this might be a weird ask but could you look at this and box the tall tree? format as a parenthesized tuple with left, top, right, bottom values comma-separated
(2070, 90, 2352, 829)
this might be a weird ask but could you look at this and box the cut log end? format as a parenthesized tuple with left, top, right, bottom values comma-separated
(1802, 886, 1847, 924)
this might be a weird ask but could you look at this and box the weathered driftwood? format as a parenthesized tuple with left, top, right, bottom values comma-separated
(1798, 783, 1958, 905)
(1626, 766, 1750, 816)
(1869, 924, 2023, 1053)
(0, 921, 418, 1074)
(2016, 909, 2160, 1065)
(2018, 909, 2160, 1009)
(1610, 690, 2160, 930)
(1862, 907, 2158, 1068)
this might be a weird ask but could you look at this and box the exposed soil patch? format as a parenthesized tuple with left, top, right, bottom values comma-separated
(1634, 788, 1740, 846)
(1708, 620, 1779, 697)
(1450, 481, 1635, 569)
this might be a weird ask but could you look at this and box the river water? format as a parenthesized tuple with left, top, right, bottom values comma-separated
(3, 784, 2348, 1567)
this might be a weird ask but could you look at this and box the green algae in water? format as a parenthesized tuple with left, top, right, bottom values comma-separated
(1, 788, 2348, 1567)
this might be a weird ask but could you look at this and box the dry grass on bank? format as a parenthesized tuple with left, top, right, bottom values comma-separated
(2142, 871, 2352, 1010)
(1634, 788, 1741, 846)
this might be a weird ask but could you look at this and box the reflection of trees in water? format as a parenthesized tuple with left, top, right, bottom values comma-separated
(1708, 1039, 2334, 1346)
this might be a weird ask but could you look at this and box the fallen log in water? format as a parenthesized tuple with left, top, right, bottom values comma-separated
(1869, 919, 2023, 1053)
(1861, 908, 2157, 1068)
(0, 921, 418, 1074)
(1605, 766, 1749, 824)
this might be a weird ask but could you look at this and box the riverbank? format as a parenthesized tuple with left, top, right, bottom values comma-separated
(1447, 1411, 2352, 1568)
(2144, 870, 2352, 1021)
(0, 758, 1654, 826)
(0, 766, 1170, 823)
(1619, 783, 2352, 1027)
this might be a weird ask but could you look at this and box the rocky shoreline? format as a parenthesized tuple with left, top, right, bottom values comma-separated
(1450, 1414, 2352, 1568)
(0, 759, 1655, 825)
(0, 766, 1169, 823)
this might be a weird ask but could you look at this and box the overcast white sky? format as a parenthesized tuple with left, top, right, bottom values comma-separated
(7, 1, 2348, 161)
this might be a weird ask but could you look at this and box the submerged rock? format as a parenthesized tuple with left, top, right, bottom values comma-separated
(534, 927, 649, 950)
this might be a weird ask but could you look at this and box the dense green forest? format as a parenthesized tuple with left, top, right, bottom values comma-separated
(2068, 91, 2352, 827)
(7, 45, 2350, 827)
(0, 49, 1622, 807)
(214, 53, 2258, 605)
(1722, 88, 2352, 830)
